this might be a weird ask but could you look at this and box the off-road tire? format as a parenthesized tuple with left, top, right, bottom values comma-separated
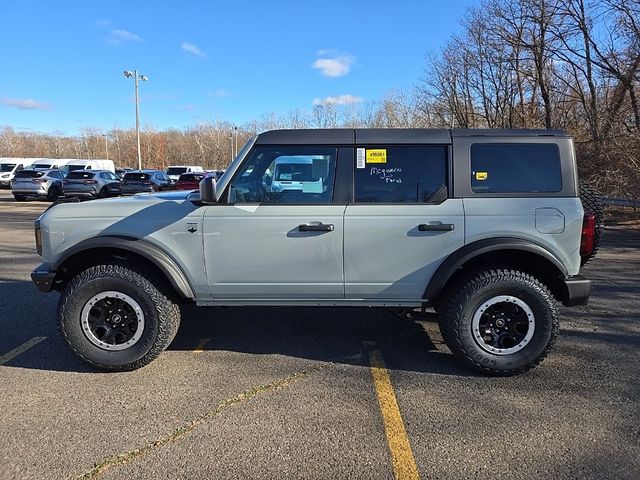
(438, 269, 559, 376)
(57, 263, 181, 371)
(13, 195, 26, 202)
(579, 181, 604, 266)
(47, 186, 61, 202)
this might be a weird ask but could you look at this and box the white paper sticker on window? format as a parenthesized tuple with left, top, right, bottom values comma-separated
(356, 148, 365, 169)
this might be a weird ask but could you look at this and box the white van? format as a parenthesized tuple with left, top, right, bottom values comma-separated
(165, 165, 204, 183)
(31, 158, 70, 170)
(0, 158, 36, 187)
(65, 159, 115, 173)
(268, 156, 327, 194)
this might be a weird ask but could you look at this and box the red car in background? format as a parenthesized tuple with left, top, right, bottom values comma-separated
(174, 172, 212, 190)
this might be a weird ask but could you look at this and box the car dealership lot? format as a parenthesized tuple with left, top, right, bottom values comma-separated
(0, 190, 638, 480)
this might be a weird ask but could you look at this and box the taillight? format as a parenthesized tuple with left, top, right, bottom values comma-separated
(580, 214, 596, 257)
(143, 181, 153, 185)
(32, 178, 46, 184)
(34, 220, 42, 256)
(83, 180, 97, 185)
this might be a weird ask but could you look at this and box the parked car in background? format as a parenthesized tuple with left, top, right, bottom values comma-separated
(207, 169, 225, 180)
(165, 165, 204, 184)
(174, 171, 213, 190)
(63, 170, 121, 198)
(0, 158, 31, 187)
(10, 169, 65, 201)
(115, 167, 133, 179)
(120, 170, 172, 194)
(66, 159, 116, 173)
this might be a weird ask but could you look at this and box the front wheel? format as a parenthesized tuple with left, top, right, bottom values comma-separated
(438, 269, 559, 375)
(57, 264, 181, 371)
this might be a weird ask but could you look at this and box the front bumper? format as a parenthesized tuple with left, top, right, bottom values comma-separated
(562, 275, 592, 306)
(31, 264, 57, 293)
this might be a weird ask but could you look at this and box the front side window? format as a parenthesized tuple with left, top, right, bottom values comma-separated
(470, 143, 562, 193)
(354, 146, 447, 203)
(229, 146, 337, 204)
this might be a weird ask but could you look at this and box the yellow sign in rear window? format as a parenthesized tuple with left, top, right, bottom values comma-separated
(475, 171, 488, 181)
(366, 149, 387, 164)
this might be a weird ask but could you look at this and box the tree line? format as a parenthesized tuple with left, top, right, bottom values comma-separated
(1, 0, 638, 198)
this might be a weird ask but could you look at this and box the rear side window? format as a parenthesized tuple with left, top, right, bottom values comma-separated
(470, 143, 562, 193)
(354, 146, 447, 203)
(66, 171, 95, 179)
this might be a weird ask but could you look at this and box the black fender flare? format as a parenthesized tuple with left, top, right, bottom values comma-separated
(423, 237, 568, 302)
(53, 235, 195, 299)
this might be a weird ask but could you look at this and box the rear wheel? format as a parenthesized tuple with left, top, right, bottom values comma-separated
(579, 182, 604, 266)
(438, 269, 558, 375)
(57, 263, 181, 371)
(98, 187, 108, 198)
(47, 186, 61, 201)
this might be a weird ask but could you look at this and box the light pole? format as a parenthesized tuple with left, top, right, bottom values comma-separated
(123, 70, 148, 170)
(102, 134, 109, 159)
(234, 126, 238, 158)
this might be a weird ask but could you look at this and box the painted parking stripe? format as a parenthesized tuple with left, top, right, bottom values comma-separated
(367, 342, 420, 480)
(193, 338, 211, 353)
(0, 337, 47, 365)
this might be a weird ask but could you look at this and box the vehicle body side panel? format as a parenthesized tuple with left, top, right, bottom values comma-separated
(463, 197, 584, 275)
(343, 200, 465, 300)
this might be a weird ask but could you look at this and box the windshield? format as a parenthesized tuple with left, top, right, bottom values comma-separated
(67, 164, 86, 172)
(274, 163, 315, 182)
(15, 170, 44, 178)
(178, 173, 204, 182)
(0, 164, 17, 172)
(124, 173, 151, 181)
(33, 164, 51, 169)
(166, 167, 188, 175)
(66, 171, 95, 179)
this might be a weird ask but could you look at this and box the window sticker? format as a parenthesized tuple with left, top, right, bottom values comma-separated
(356, 148, 366, 169)
(366, 149, 387, 164)
(475, 171, 488, 181)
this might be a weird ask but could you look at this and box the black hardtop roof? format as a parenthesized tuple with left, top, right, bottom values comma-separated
(255, 128, 569, 145)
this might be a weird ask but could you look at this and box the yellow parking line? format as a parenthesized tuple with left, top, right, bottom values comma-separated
(367, 342, 420, 480)
(193, 338, 211, 353)
(0, 336, 47, 365)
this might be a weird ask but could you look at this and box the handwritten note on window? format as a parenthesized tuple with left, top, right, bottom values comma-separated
(370, 166, 403, 183)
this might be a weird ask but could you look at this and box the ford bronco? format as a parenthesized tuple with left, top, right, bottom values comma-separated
(31, 129, 600, 375)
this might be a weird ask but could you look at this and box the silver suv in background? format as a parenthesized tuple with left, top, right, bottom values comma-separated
(120, 170, 172, 194)
(11, 169, 65, 201)
(63, 170, 121, 198)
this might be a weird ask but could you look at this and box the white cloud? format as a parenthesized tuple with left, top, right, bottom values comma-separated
(0, 97, 51, 111)
(312, 94, 363, 107)
(312, 51, 355, 77)
(207, 89, 230, 97)
(106, 29, 143, 45)
(181, 42, 207, 58)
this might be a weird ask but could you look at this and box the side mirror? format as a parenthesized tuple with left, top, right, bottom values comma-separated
(199, 176, 218, 203)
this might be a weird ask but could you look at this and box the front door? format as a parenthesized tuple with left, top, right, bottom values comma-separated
(344, 145, 464, 302)
(203, 145, 345, 300)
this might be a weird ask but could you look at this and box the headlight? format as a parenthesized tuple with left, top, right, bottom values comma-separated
(35, 220, 42, 256)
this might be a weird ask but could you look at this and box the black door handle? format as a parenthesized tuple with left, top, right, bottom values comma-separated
(299, 222, 334, 232)
(418, 223, 455, 232)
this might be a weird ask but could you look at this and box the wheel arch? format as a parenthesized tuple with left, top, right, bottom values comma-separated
(52, 236, 195, 299)
(425, 238, 569, 304)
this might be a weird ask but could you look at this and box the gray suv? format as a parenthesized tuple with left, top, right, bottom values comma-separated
(31, 129, 599, 375)
(11, 169, 65, 201)
(63, 170, 121, 198)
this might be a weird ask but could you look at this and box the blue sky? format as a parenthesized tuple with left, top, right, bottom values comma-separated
(0, 0, 474, 135)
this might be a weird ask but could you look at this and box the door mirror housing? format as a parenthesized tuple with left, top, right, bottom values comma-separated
(200, 176, 218, 203)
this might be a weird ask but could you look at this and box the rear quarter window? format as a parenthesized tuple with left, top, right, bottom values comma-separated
(470, 143, 562, 193)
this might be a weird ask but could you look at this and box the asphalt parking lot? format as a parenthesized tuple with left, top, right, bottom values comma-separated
(0, 189, 638, 480)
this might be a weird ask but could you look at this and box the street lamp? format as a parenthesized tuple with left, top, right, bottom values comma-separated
(123, 70, 148, 170)
(102, 134, 109, 159)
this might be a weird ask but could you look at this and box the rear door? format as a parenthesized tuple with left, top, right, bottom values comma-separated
(344, 144, 464, 302)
